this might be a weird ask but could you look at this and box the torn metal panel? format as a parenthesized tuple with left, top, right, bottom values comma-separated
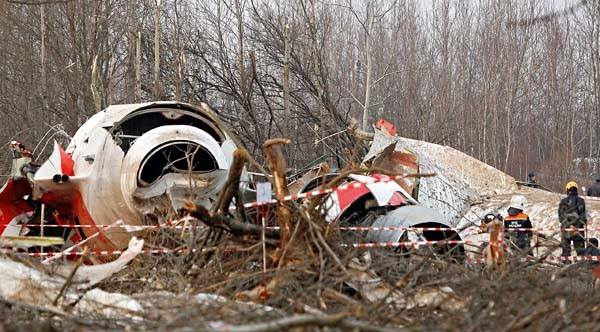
(0, 237, 143, 309)
(10, 101, 239, 255)
(364, 120, 600, 259)
(120, 125, 229, 212)
(365, 205, 453, 243)
(57, 237, 145, 289)
(324, 173, 465, 252)
(288, 162, 330, 194)
(324, 174, 408, 223)
(369, 142, 420, 198)
(0, 236, 63, 248)
(134, 171, 228, 210)
(365, 128, 517, 224)
(0, 179, 34, 237)
(75, 288, 144, 320)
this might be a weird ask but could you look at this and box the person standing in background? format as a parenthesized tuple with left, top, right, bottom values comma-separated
(559, 181, 587, 257)
(587, 177, 600, 197)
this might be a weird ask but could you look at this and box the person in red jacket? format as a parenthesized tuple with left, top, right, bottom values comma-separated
(504, 195, 533, 255)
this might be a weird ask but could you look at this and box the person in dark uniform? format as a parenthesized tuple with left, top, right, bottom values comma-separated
(582, 238, 600, 267)
(504, 195, 533, 255)
(559, 181, 587, 257)
(587, 177, 600, 197)
(527, 172, 537, 185)
(582, 238, 600, 256)
(524, 172, 541, 189)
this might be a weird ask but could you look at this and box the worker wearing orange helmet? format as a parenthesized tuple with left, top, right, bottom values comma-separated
(558, 181, 587, 257)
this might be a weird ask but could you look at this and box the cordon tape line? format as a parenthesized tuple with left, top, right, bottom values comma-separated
(5, 223, 599, 234)
(8, 247, 600, 264)
(333, 226, 599, 233)
(6, 246, 246, 257)
(465, 255, 600, 264)
(239, 173, 428, 208)
(340, 240, 477, 248)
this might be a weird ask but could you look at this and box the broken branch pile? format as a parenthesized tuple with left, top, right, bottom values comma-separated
(0, 135, 599, 331)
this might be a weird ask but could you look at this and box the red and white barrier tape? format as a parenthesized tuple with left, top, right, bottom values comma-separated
(41, 220, 125, 264)
(9, 246, 600, 266)
(241, 174, 600, 208)
(11, 223, 196, 231)
(337, 226, 462, 232)
(20, 248, 191, 257)
(466, 255, 600, 264)
(241, 173, 421, 208)
(8, 246, 247, 258)
(2, 239, 474, 258)
(547, 255, 600, 262)
(5, 223, 599, 234)
(336, 226, 599, 233)
(341, 239, 475, 248)
(240, 183, 353, 208)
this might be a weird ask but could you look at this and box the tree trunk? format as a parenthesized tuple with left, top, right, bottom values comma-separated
(127, 0, 136, 103)
(174, 0, 183, 101)
(235, 0, 247, 99)
(283, 23, 291, 138)
(135, 31, 141, 102)
(153, 0, 161, 100)
(361, 0, 374, 131)
(40, 3, 48, 111)
(90, 55, 102, 112)
(262, 139, 292, 248)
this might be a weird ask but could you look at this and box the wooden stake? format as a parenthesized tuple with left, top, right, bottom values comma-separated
(212, 148, 248, 214)
(262, 138, 292, 245)
(40, 203, 45, 254)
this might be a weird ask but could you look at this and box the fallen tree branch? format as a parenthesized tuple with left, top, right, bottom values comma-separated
(205, 313, 404, 332)
(263, 138, 292, 246)
(53, 247, 89, 306)
(0, 298, 104, 327)
(186, 204, 280, 239)
(348, 118, 374, 141)
(213, 148, 248, 215)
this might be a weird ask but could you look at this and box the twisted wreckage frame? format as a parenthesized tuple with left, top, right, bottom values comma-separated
(0, 101, 465, 260)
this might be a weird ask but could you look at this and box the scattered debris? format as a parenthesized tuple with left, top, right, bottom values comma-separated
(404, 286, 466, 312)
(1, 102, 240, 253)
(0, 103, 597, 330)
(0, 237, 143, 310)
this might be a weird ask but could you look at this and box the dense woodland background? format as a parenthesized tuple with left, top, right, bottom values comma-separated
(0, 0, 598, 191)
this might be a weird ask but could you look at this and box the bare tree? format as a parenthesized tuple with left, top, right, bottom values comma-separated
(1, 0, 599, 189)
(153, 0, 161, 100)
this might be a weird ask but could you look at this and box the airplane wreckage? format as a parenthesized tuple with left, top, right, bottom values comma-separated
(0, 101, 598, 261)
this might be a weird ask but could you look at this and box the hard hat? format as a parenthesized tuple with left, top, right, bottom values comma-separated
(509, 195, 528, 210)
(483, 213, 496, 224)
(565, 181, 578, 191)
